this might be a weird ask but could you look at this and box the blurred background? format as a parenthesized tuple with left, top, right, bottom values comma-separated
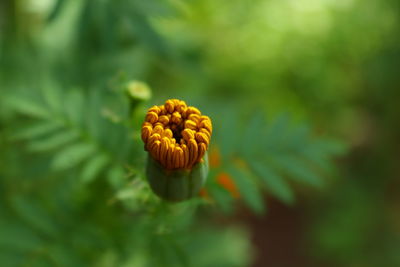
(1, 0, 399, 266)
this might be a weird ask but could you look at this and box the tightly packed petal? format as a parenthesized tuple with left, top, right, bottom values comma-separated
(141, 99, 212, 170)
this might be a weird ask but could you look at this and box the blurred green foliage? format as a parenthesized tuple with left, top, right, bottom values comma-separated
(1, 0, 399, 266)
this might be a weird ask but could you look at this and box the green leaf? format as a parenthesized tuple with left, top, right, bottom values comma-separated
(87, 90, 104, 140)
(286, 124, 310, 150)
(28, 130, 79, 152)
(0, 251, 25, 266)
(301, 145, 334, 172)
(316, 139, 348, 156)
(0, 222, 43, 252)
(64, 90, 84, 124)
(271, 155, 322, 187)
(107, 165, 126, 189)
(47, 0, 66, 23)
(249, 161, 294, 205)
(264, 114, 290, 148)
(240, 113, 264, 157)
(6, 96, 49, 118)
(228, 164, 265, 214)
(46, 245, 83, 267)
(10, 197, 58, 238)
(208, 183, 235, 214)
(217, 110, 239, 159)
(11, 121, 63, 140)
(41, 82, 63, 112)
(81, 153, 110, 183)
(51, 142, 97, 170)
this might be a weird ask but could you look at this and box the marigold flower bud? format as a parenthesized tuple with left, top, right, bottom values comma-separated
(141, 99, 212, 201)
(125, 81, 152, 102)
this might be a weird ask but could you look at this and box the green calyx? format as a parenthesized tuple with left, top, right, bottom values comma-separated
(146, 153, 209, 202)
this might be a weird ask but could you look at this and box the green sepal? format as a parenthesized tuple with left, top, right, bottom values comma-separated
(146, 152, 209, 202)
